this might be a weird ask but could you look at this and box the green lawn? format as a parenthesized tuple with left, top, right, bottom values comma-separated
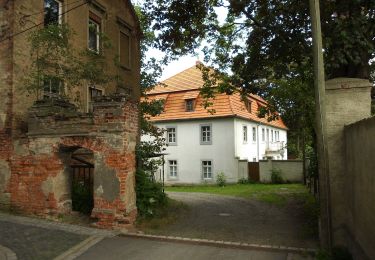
(165, 183, 307, 206)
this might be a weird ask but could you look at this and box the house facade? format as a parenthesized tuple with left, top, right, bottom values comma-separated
(0, 0, 141, 229)
(143, 64, 288, 184)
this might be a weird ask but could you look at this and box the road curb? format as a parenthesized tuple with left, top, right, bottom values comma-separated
(53, 236, 105, 260)
(0, 245, 17, 260)
(120, 232, 317, 255)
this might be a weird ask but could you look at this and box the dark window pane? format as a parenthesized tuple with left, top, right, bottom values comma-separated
(120, 32, 130, 68)
(88, 19, 100, 52)
(44, 0, 60, 26)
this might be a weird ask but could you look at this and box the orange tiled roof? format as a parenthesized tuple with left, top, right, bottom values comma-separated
(146, 64, 288, 130)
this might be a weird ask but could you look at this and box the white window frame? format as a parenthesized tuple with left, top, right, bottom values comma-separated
(201, 160, 213, 180)
(166, 127, 177, 145)
(252, 127, 256, 142)
(243, 125, 248, 143)
(168, 160, 178, 178)
(88, 17, 101, 53)
(266, 129, 269, 142)
(44, 0, 63, 25)
(271, 130, 274, 142)
(262, 128, 265, 142)
(200, 124, 212, 145)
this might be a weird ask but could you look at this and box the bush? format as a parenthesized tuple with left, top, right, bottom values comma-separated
(136, 169, 168, 218)
(216, 172, 227, 187)
(71, 182, 93, 215)
(271, 168, 284, 184)
(238, 178, 256, 184)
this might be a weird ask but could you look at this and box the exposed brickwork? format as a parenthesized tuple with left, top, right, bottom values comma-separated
(5, 97, 139, 230)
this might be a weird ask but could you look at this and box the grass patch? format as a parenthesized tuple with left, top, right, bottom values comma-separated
(166, 183, 306, 206)
(136, 198, 188, 231)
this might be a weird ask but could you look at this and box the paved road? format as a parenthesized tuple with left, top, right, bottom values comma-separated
(0, 220, 87, 260)
(148, 192, 318, 249)
(77, 236, 296, 260)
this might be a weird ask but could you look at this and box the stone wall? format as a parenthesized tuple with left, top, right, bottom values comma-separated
(259, 160, 303, 183)
(7, 96, 139, 230)
(343, 117, 375, 260)
(324, 78, 373, 259)
(0, 0, 14, 210)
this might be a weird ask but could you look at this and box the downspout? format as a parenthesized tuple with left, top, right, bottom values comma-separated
(257, 123, 261, 161)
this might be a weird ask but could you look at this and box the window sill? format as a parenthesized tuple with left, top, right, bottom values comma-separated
(120, 64, 131, 71)
(167, 143, 177, 146)
(200, 142, 212, 145)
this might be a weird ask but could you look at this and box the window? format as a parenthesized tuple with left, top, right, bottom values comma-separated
(243, 125, 248, 143)
(200, 125, 212, 144)
(169, 160, 178, 178)
(244, 99, 252, 113)
(88, 16, 101, 53)
(262, 128, 265, 142)
(120, 31, 131, 68)
(271, 130, 274, 142)
(43, 76, 63, 98)
(185, 99, 195, 112)
(44, 0, 62, 26)
(88, 87, 103, 112)
(167, 127, 177, 145)
(252, 127, 256, 142)
(202, 160, 212, 179)
(266, 129, 269, 142)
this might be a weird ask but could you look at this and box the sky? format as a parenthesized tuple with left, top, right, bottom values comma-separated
(133, 0, 228, 81)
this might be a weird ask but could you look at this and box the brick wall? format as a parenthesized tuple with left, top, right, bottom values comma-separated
(7, 96, 139, 230)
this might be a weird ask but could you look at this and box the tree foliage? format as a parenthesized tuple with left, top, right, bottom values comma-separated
(23, 23, 118, 108)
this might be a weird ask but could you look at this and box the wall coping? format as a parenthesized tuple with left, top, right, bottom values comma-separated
(345, 115, 375, 129)
(326, 78, 372, 90)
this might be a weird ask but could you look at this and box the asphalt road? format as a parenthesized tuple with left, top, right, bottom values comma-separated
(76, 236, 291, 260)
(149, 192, 319, 248)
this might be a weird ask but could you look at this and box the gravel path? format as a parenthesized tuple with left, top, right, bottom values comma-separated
(150, 192, 318, 249)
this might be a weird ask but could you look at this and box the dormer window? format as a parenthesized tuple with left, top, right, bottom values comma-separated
(244, 98, 252, 113)
(185, 99, 195, 112)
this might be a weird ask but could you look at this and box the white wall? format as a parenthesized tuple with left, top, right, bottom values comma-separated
(142, 118, 238, 184)
(234, 118, 288, 161)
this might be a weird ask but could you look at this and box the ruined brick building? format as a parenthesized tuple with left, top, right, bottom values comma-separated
(0, 0, 141, 229)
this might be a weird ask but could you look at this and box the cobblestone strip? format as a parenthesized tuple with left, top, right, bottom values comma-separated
(0, 245, 17, 260)
(0, 212, 116, 237)
(121, 232, 317, 256)
(54, 236, 105, 260)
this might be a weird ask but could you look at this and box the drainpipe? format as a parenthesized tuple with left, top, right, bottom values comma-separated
(257, 123, 261, 161)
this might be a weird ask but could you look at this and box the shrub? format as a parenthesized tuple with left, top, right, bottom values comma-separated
(216, 172, 227, 187)
(271, 168, 284, 184)
(71, 182, 93, 215)
(238, 178, 249, 184)
(238, 178, 256, 184)
(136, 169, 167, 218)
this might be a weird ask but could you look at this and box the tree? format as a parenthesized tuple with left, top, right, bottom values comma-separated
(23, 23, 115, 106)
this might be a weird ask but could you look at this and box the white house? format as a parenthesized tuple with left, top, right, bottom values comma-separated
(142, 64, 288, 184)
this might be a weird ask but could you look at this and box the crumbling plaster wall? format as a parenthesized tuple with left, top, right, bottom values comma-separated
(7, 97, 139, 229)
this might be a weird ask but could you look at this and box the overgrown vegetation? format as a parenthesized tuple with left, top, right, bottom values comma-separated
(270, 168, 284, 184)
(316, 247, 353, 260)
(23, 23, 120, 107)
(71, 182, 93, 215)
(135, 169, 167, 218)
(216, 172, 227, 187)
